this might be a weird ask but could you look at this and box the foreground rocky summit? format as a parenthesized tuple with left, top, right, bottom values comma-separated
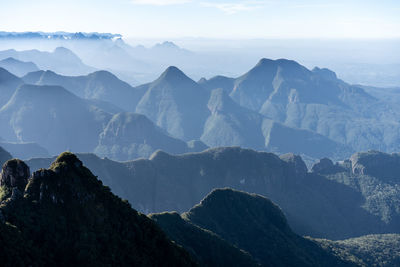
(0, 152, 194, 267)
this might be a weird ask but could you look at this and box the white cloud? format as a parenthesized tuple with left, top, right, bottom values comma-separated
(200, 1, 266, 14)
(131, 0, 191, 6)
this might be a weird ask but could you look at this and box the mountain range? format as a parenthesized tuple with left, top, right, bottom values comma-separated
(0, 152, 194, 266)
(24, 147, 400, 240)
(0, 47, 95, 76)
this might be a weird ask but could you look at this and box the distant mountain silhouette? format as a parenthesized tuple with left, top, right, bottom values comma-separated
(95, 112, 205, 161)
(0, 57, 39, 77)
(0, 142, 49, 159)
(136, 66, 210, 140)
(23, 69, 145, 111)
(201, 58, 400, 153)
(0, 146, 12, 166)
(0, 84, 110, 155)
(0, 47, 95, 76)
(202, 88, 352, 158)
(0, 67, 23, 108)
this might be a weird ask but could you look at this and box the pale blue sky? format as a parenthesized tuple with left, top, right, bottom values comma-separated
(1, 0, 399, 39)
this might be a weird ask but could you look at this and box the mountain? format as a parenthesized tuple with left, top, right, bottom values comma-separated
(315, 234, 400, 267)
(0, 47, 95, 76)
(0, 31, 121, 40)
(150, 212, 259, 267)
(0, 84, 110, 155)
(136, 66, 210, 140)
(0, 146, 12, 167)
(182, 188, 353, 266)
(0, 67, 23, 108)
(0, 142, 49, 159)
(198, 75, 235, 93)
(202, 88, 352, 159)
(202, 58, 400, 153)
(0, 57, 39, 77)
(94, 112, 205, 161)
(0, 152, 195, 266)
(314, 150, 400, 228)
(23, 69, 146, 111)
(26, 148, 399, 240)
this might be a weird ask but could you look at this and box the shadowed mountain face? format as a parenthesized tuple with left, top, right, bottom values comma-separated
(0, 47, 95, 76)
(23, 70, 145, 111)
(0, 146, 12, 167)
(181, 188, 353, 267)
(201, 58, 400, 153)
(202, 88, 352, 159)
(26, 148, 400, 240)
(95, 112, 201, 161)
(0, 57, 39, 77)
(136, 66, 210, 141)
(0, 142, 49, 159)
(0, 153, 195, 266)
(150, 211, 259, 267)
(0, 84, 110, 155)
(0, 67, 23, 108)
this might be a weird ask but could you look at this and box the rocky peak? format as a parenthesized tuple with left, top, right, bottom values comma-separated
(159, 66, 188, 83)
(0, 159, 30, 191)
(280, 153, 308, 178)
(311, 157, 345, 175)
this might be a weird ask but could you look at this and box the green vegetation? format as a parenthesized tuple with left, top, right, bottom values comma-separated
(313, 234, 400, 266)
(0, 152, 195, 267)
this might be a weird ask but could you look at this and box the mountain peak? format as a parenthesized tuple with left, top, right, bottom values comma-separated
(154, 41, 180, 49)
(158, 66, 189, 82)
(0, 67, 19, 82)
(312, 67, 338, 80)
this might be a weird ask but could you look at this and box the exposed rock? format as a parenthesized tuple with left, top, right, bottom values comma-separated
(280, 153, 308, 178)
(0, 159, 30, 191)
(350, 150, 400, 182)
(311, 158, 345, 175)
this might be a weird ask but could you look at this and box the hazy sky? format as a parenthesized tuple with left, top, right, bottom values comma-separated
(1, 0, 399, 39)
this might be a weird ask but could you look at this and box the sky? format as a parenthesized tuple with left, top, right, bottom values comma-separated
(1, 0, 400, 39)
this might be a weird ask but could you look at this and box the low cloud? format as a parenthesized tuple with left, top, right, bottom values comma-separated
(200, 1, 267, 14)
(131, 0, 192, 6)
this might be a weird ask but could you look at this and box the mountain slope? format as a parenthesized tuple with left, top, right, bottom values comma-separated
(0, 142, 49, 159)
(183, 188, 353, 267)
(150, 211, 259, 267)
(25, 148, 397, 240)
(23, 69, 145, 111)
(202, 58, 400, 153)
(0, 84, 110, 154)
(202, 88, 352, 159)
(0, 47, 95, 76)
(0, 57, 39, 77)
(314, 150, 400, 229)
(136, 66, 210, 140)
(95, 112, 198, 161)
(0, 67, 23, 108)
(314, 234, 400, 267)
(0, 153, 195, 266)
(0, 146, 12, 167)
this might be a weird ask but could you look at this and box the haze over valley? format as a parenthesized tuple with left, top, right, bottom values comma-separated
(1, 0, 400, 266)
